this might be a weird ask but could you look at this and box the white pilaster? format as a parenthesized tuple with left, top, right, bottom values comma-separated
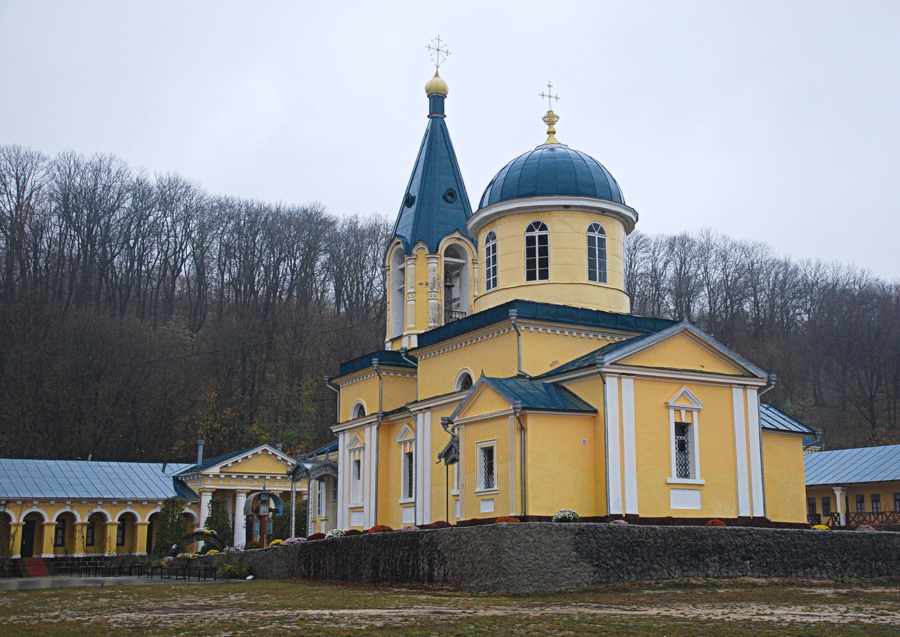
(605, 376, 623, 515)
(416, 413, 425, 526)
(508, 414, 517, 516)
(337, 432, 346, 529)
(621, 377, 639, 515)
(746, 388, 765, 517)
(423, 411, 432, 524)
(233, 491, 248, 547)
(732, 387, 751, 517)
(199, 490, 212, 529)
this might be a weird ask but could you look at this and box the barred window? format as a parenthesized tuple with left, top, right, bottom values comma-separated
(525, 221, 549, 281)
(478, 443, 496, 490)
(54, 519, 66, 547)
(855, 494, 865, 512)
(485, 231, 498, 291)
(822, 497, 831, 516)
(403, 451, 415, 499)
(871, 494, 881, 513)
(674, 422, 691, 479)
(587, 222, 607, 283)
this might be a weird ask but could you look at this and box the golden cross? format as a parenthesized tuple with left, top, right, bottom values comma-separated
(539, 82, 560, 111)
(426, 36, 451, 69)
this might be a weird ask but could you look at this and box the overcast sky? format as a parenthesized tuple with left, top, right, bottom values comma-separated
(1, 1, 898, 278)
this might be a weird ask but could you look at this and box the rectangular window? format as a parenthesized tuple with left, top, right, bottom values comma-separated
(485, 235, 498, 291)
(856, 494, 865, 512)
(116, 520, 126, 546)
(821, 497, 831, 516)
(85, 521, 95, 546)
(54, 519, 66, 547)
(316, 479, 325, 517)
(332, 476, 338, 502)
(403, 451, 415, 500)
(351, 458, 362, 503)
(871, 494, 881, 513)
(478, 443, 496, 490)
(807, 498, 817, 515)
(674, 422, 691, 479)
(895, 493, 900, 512)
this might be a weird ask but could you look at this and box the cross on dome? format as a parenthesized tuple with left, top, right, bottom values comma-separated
(426, 36, 451, 69)
(539, 82, 561, 144)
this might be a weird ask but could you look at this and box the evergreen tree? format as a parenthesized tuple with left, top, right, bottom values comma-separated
(204, 498, 233, 546)
(151, 497, 187, 559)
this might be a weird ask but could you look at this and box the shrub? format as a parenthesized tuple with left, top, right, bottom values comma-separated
(307, 532, 326, 541)
(401, 525, 419, 532)
(345, 529, 362, 536)
(217, 562, 250, 579)
(856, 524, 876, 532)
(244, 541, 264, 550)
(553, 509, 580, 523)
(268, 539, 284, 547)
(495, 516, 520, 524)
(368, 525, 393, 534)
(283, 537, 306, 544)
(325, 528, 346, 538)
(705, 519, 726, 527)
(610, 519, 629, 525)
(811, 524, 830, 531)
(429, 520, 451, 529)
(658, 516, 677, 526)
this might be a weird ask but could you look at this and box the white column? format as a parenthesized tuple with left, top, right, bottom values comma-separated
(508, 414, 517, 516)
(415, 413, 424, 526)
(622, 376, 638, 516)
(199, 490, 212, 529)
(336, 432, 346, 530)
(833, 486, 847, 526)
(732, 387, 751, 517)
(746, 388, 765, 517)
(423, 411, 432, 525)
(605, 376, 623, 515)
(233, 491, 248, 547)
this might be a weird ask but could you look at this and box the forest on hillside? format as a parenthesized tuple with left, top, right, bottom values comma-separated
(0, 144, 897, 461)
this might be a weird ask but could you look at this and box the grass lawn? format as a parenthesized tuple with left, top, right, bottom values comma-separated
(1, 577, 899, 636)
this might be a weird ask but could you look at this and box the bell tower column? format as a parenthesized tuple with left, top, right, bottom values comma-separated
(427, 254, 441, 327)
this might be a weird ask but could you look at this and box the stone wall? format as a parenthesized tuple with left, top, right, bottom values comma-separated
(200, 523, 900, 593)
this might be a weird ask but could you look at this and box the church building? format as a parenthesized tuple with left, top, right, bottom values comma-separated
(315, 61, 812, 534)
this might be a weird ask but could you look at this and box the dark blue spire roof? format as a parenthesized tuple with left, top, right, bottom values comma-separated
(391, 110, 473, 254)
(478, 143, 624, 210)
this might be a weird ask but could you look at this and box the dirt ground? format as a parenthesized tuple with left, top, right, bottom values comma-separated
(1, 577, 899, 636)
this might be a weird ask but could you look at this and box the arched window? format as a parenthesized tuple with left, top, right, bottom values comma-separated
(455, 371, 474, 392)
(351, 402, 366, 419)
(443, 243, 469, 323)
(587, 222, 607, 283)
(390, 247, 405, 337)
(525, 221, 549, 281)
(484, 231, 498, 291)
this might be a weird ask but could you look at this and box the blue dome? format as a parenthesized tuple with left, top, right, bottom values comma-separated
(478, 144, 624, 210)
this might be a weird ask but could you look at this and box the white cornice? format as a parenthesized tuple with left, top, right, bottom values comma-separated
(468, 196, 639, 236)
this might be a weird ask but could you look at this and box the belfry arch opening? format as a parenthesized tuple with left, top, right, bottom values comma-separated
(443, 244, 469, 324)
(390, 247, 406, 338)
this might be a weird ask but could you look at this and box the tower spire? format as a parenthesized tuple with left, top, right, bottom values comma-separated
(539, 82, 561, 144)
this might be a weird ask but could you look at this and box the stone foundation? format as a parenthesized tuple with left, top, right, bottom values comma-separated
(199, 523, 900, 593)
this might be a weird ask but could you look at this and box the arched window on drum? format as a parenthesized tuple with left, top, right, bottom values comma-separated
(525, 221, 549, 282)
(484, 231, 498, 291)
(587, 223, 607, 284)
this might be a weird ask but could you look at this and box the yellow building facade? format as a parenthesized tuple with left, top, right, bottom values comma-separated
(329, 69, 812, 531)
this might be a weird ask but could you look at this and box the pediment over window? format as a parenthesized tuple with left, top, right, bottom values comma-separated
(395, 423, 416, 443)
(347, 433, 365, 450)
(666, 386, 703, 410)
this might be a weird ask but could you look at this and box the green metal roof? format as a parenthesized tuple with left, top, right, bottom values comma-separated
(481, 377, 597, 413)
(337, 349, 417, 379)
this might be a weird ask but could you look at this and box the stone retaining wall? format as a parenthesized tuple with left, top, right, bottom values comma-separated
(200, 523, 900, 593)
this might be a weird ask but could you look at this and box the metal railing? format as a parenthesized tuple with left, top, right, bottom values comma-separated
(444, 310, 467, 324)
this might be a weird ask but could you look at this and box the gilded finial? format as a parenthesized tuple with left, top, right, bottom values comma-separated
(539, 82, 561, 144)
(425, 36, 450, 96)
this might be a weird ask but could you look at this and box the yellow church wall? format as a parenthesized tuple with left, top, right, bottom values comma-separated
(221, 453, 291, 475)
(374, 418, 417, 529)
(620, 333, 747, 376)
(473, 210, 630, 315)
(338, 371, 416, 422)
(458, 385, 513, 419)
(460, 416, 512, 521)
(428, 403, 462, 523)
(557, 376, 608, 516)
(521, 328, 635, 377)
(631, 378, 741, 519)
(416, 329, 520, 399)
(523, 413, 597, 518)
(762, 432, 807, 523)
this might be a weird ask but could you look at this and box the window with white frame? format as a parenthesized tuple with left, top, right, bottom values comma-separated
(351, 457, 362, 503)
(666, 388, 703, 483)
(525, 221, 549, 281)
(316, 478, 325, 517)
(484, 231, 498, 291)
(455, 370, 474, 392)
(54, 519, 66, 547)
(351, 402, 366, 419)
(476, 441, 496, 491)
(402, 450, 415, 500)
(587, 222, 607, 283)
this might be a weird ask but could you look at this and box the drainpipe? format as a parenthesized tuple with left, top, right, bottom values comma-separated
(372, 358, 384, 413)
(513, 402, 526, 518)
(440, 416, 458, 525)
(324, 376, 340, 421)
(509, 310, 530, 378)
(758, 373, 777, 398)
(756, 373, 776, 520)
(400, 347, 418, 400)
(403, 406, 419, 524)
(196, 440, 204, 466)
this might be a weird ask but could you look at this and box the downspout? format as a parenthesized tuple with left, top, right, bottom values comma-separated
(373, 411, 383, 526)
(324, 376, 340, 420)
(509, 310, 530, 378)
(597, 361, 612, 520)
(758, 373, 777, 398)
(372, 358, 384, 413)
(513, 401, 526, 518)
(403, 406, 418, 524)
(400, 348, 418, 401)
(440, 416, 458, 525)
